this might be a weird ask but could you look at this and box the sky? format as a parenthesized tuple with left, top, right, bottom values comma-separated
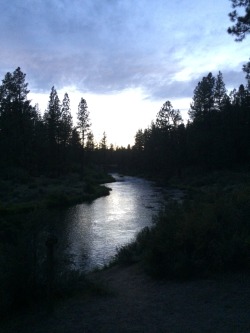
(0, 0, 249, 147)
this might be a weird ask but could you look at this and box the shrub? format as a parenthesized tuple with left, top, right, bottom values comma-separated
(45, 191, 70, 208)
(113, 227, 151, 265)
(115, 186, 250, 279)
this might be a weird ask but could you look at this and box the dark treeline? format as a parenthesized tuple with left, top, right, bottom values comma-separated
(112, 65, 250, 178)
(0, 67, 118, 179)
(1, 64, 250, 181)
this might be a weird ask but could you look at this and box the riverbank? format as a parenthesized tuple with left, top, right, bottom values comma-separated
(0, 169, 114, 214)
(1, 263, 250, 333)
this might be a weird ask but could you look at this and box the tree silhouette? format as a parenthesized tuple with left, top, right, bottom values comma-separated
(43, 87, 62, 175)
(243, 59, 250, 90)
(86, 131, 95, 151)
(188, 73, 215, 121)
(77, 98, 91, 175)
(228, 0, 250, 41)
(0, 67, 37, 170)
(100, 132, 107, 150)
(77, 98, 90, 149)
(214, 71, 228, 110)
(60, 92, 73, 147)
(156, 101, 182, 130)
(43, 87, 61, 145)
(134, 129, 145, 151)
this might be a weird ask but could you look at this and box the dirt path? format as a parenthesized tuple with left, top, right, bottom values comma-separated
(1, 265, 250, 333)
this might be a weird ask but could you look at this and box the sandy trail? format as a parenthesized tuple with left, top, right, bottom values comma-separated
(1, 265, 250, 333)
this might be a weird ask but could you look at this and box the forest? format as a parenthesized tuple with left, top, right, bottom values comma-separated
(130, 68, 250, 178)
(1, 64, 250, 183)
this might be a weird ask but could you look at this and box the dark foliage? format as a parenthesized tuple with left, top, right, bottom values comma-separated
(228, 0, 250, 41)
(115, 183, 250, 279)
(113, 67, 250, 178)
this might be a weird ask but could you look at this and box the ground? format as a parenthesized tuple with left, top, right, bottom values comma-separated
(1, 264, 250, 333)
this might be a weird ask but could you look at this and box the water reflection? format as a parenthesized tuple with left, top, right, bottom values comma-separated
(63, 174, 164, 272)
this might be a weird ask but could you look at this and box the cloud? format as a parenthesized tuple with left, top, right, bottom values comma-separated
(0, 0, 248, 104)
(222, 68, 246, 90)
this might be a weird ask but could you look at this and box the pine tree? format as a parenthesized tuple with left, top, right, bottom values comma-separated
(188, 72, 215, 121)
(43, 87, 62, 174)
(100, 132, 107, 150)
(86, 131, 95, 151)
(214, 71, 228, 110)
(60, 92, 73, 147)
(156, 101, 182, 129)
(43, 86, 61, 146)
(228, 0, 250, 41)
(0, 67, 35, 169)
(77, 98, 91, 175)
(77, 98, 91, 148)
(243, 59, 250, 90)
(134, 129, 145, 151)
(0, 67, 30, 106)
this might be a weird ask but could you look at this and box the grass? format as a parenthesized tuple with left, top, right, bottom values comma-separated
(0, 169, 114, 214)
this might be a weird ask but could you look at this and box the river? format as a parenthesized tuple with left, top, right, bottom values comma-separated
(54, 174, 165, 272)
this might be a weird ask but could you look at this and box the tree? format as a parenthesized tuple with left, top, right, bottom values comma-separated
(134, 129, 145, 151)
(0, 67, 36, 169)
(228, 0, 250, 41)
(243, 58, 250, 90)
(229, 84, 249, 105)
(214, 71, 228, 110)
(86, 131, 95, 151)
(77, 98, 91, 148)
(60, 92, 73, 147)
(31, 103, 47, 174)
(43, 87, 62, 174)
(0, 67, 30, 106)
(43, 86, 61, 146)
(77, 98, 91, 174)
(156, 101, 182, 129)
(188, 72, 215, 121)
(100, 132, 107, 150)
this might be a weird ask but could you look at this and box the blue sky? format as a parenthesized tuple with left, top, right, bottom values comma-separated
(0, 0, 249, 146)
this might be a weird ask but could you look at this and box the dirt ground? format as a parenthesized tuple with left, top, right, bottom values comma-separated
(1, 264, 250, 333)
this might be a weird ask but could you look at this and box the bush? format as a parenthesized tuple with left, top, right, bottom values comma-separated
(45, 191, 70, 208)
(115, 186, 250, 279)
(113, 227, 151, 265)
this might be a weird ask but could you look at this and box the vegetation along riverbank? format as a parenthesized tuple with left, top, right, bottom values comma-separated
(0, 168, 114, 214)
(114, 170, 250, 279)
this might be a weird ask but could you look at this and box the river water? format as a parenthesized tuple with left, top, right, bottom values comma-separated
(55, 174, 165, 272)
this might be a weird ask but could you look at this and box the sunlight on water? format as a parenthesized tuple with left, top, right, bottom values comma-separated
(63, 174, 164, 272)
